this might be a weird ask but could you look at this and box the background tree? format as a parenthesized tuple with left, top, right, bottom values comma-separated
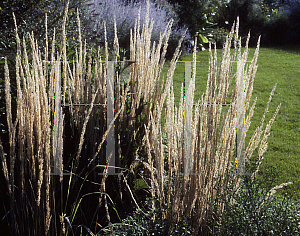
(161, 0, 231, 49)
(213, 0, 300, 46)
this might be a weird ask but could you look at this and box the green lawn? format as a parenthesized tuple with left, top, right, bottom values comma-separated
(159, 45, 300, 200)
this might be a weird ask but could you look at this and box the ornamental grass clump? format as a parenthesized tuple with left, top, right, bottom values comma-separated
(213, 172, 299, 236)
(139, 17, 281, 235)
(0, 0, 186, 234)
(0, 0, 282, 235)
(1, 13, 53, 235)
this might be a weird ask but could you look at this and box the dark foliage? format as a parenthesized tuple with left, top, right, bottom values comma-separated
(165, 0, 222, 49)
(212, 0, 300, 47)
(0, 0, 84, 63)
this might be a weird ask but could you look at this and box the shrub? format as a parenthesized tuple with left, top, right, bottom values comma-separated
(213, 0, 300, 46)
(0, 0, 83, 63)
(211, 26, 229, 48)
(82, 0, 193, 58)
(283, 0, 300, 44)
(102, 197, 193, 235)
(262, 12, 290, 45)
(212, 0, 267, 46)
(166, 0, 226, 50)
(170, 0, 211, 38)
(213, 170, 300, 236)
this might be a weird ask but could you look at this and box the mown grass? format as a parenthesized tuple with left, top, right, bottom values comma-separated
(160, 45, 300, 200)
